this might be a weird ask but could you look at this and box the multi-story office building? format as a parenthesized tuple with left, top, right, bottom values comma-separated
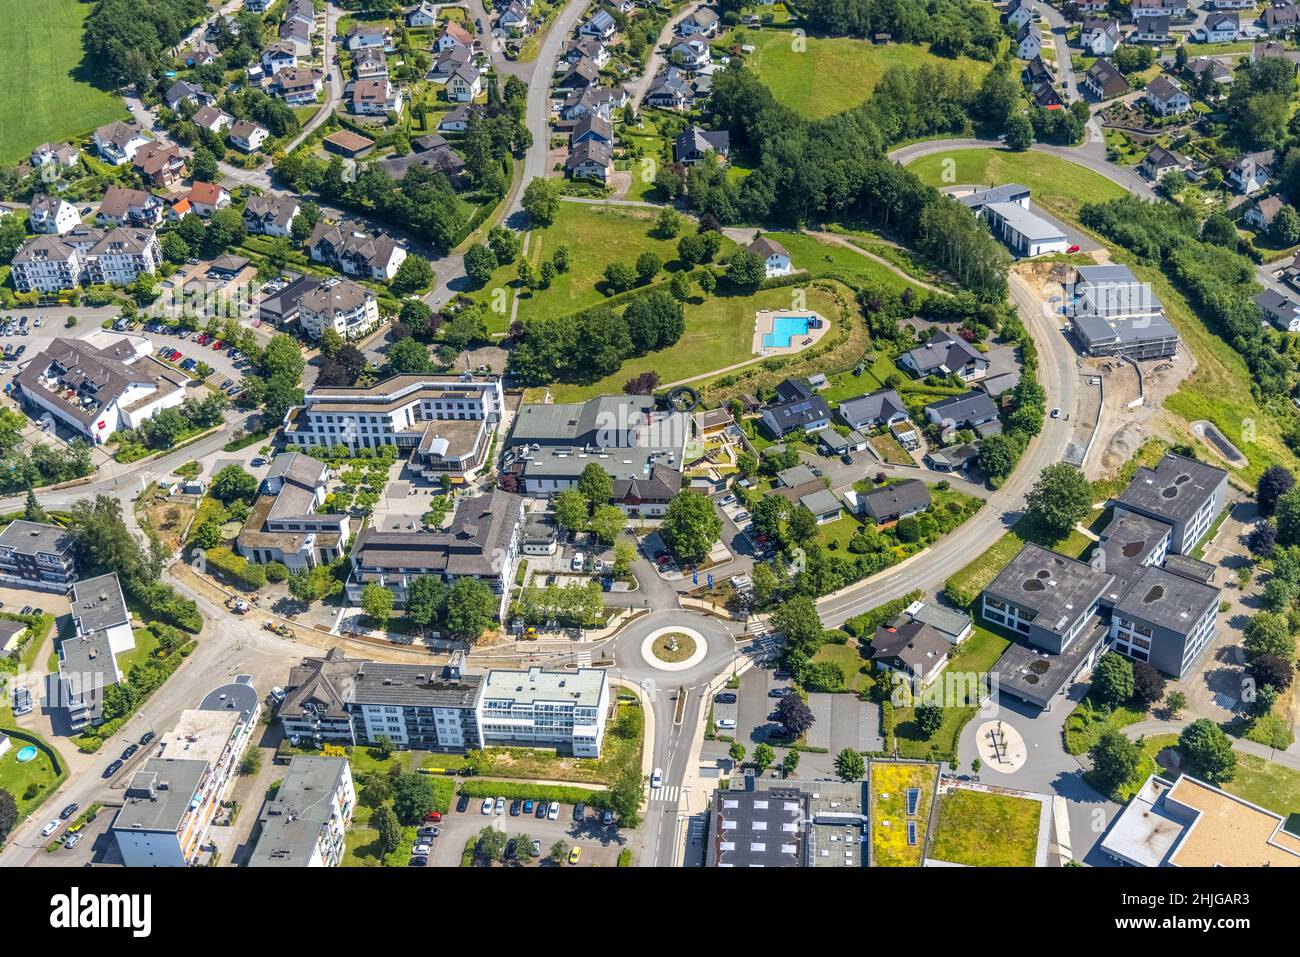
(476, 666, 610, 758)
(1113, 452, 1228, 555)
(248, 756, 355, 867)
(1109, 565, 1219, 678)
(56, 573, 135, 730)
(0, 520, 77, 592)
(282, 373, 502, 478)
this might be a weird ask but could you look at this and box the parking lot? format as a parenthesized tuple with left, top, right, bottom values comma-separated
(426, 795, 629, 867)
(30, 806, 119, 867)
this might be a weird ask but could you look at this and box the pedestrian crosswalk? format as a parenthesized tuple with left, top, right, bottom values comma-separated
(575, 651, 592, 668)
(650, 784, 682, 803)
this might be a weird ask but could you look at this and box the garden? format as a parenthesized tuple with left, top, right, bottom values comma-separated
(868, 760, 937, 867)
(928, 785, 1043, 867)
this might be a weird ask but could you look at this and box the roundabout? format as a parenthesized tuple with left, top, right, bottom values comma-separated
(640, 625, 708, 672)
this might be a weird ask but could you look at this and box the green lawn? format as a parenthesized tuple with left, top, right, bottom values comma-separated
(761, 232, 926, 294)
(741, 34, 990, 121)
(869, 761, 937, 866)
(0, 0, 130, 164)
(1137, 735, 1300, 817)
(944, 515, 1098, 608)
(549, 283, 843, 401)
(0, 735, 63, 820)
(929, 787, 1042, 866)
(116, 627, 161, 677)
(809, 642, 872, 693)
(906, 147, 1127, 224)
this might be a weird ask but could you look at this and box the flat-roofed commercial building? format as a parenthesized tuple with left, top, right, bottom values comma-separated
(1109, 564, 1219, 678)
(1068, 264, 1180, 360)
(476, 666, 610, 757)
(236, 452, 349, 569)
(248, 756, 355, 867)
(1101, 773, 1300, 867)
(1113, 452, 1228, 555)
(283, 373, 502, 478)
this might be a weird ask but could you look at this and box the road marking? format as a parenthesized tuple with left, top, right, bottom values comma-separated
(651, 785, 680, 802)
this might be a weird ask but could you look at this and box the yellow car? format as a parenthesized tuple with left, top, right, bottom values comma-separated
(568, 846, 582, 865)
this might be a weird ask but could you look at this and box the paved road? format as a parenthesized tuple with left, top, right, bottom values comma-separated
(816, 270, 1078, 626)
(628, 2, 704, 109)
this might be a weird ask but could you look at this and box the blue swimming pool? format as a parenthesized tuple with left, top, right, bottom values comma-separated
(763, 315, 811, 349)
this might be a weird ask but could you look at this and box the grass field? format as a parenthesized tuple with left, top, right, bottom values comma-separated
(808, 642, 871, 693)
(906, 147, 1127, 223)
(760, 232, 926, 294)
(0, 735, 62, 820)
(945, 511, 1102, 607)
(1138, 735, 1300, 817)
(929, 787, 1042, 866)
(740, 34, 990, 121)
(1, 0, 129, 164)
(549, 283, 844, 401)
(869, 761, 938, 866)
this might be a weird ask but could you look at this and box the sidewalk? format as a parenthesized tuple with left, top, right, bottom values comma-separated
(1121, 719, 1300, 773)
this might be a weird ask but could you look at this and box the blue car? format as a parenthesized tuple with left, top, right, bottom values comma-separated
(523, 799, 534, 814)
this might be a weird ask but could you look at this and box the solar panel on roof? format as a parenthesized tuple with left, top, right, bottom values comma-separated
(907, 821, 918, 846)
(906, 787, 920, 816)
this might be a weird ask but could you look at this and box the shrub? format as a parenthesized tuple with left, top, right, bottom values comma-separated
(265, 561, 289, 583)
(204, 546, 268, 591)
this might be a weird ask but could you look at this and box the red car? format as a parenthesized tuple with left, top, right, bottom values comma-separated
(1066, 244, 1080, 254)
(198, 334, 209, 346)
(212, 340, 224, 350)
(423, 811, 442, 823)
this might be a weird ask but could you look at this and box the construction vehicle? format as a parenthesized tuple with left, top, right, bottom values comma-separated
(522, 626, 539, 640)
(263, 620, 297, 640)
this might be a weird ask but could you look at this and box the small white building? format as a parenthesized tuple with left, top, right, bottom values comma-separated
(746, 236, 793, 277)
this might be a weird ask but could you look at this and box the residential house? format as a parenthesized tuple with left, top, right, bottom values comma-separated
(562, 85, 626, 121)
(798, 488, 843, 525)
(924, 442, 981, 472)
(165, 79, 214, 112)
(477, 666, 610, 757)
(673, 125, 730, 165)
(572, 113, 614, 147)
(351, 76, 404, 115)
(1256, 288, 1300, 331)
(187, 182, 231, 218)
(499, 1, 530, 32)
(1084, 58, 1130, 99)
(923, 390, 999, 433)
(436, 21, 477, 52)
(899, 329, 989, 381)
(836, 388, 909, 432)
(1145, 76, 1191, 115)
(406, 1, 438, 26)
(28, 195, 80, 236)
(236, 452, 349, 568)
(307, 220, 407, 280)
(747, 236, 793, 276)
(344, 23, 392, 51)
(30, 142, 80, 170)
(354, 49, 388, 79)
(1194, 11, 1239, 41)
(229, 119, 270, 152)
(439, 104, 475, 131)
(580, 9, 617, 41)
(377, 144, 467, 184)
(565, 140, 613, 182)
(1264, 2, 1300, 35)
(1139, 145, 1192, 181)
(1080, 18, 1123, 55)
(1229, 149, 1274, 193)
(858, 479, 931, 526)
(560, 57, 602, 90)
(97, 186, 164, 227)
(243, 194, 300, 237)
(92, 121, 150, 166)
(55, 574, 134, 730)
(645, 67, 695, 110)
(1006, 0, 1034, 28)
(1244, 195, 1286, 231)
(1014, 22, 1042, 60)
(1185, 56, 1233, 87)
(870, 618, 951, 685)
(1131, 0, 1188, 16)
(261, 42, 300, 76)
(1133, 15, 1173, 42)
(447, 64, 482, 102)
(248, 756, 354, 867)
(1252, 41, 1289, 63)
(759, 379, 832, 437)
(611, 466, 682, 519)
(191, 105, 234, 134)
(1210, 0, 1254, 7)
(0, 521, 77, 593)
(670, 37, 712, 71)
(678, 7, 720, 37)
(276, 69, 325, 105)
(563, 37, 610, 69)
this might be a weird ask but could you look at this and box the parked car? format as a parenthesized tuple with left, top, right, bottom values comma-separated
(139, 731, 155, 746)
(530, 838, 541, 857)
(423, 811, 442, 823)
(602, 810, 614, 826)
(523, 799, 534, 814)
(651, 768, 663, 789)
(568, 846, 582, 865)
(509, 799, 521, 817)
(456, 794, 470, 813)
(412, 842, 432, 856)
(714, 692, 737, 704)
(1050, 408, 1062, 419)
(494, 797, 505, 815)
(104, 759, 123, 777)
(64, 831, 83, 850)
(573, 802, 585, 822)
(121, 743, 138, 760)
(480, 798, 493, 815)
(535, 800, 548, 819)
(59, 803, 79, 820)
(547, 801, 559, 821)
(716, 718, 737, 730)
(769, 687, 787, 698)
(41, 820, 59, 837)
(250, 457, 266, 467)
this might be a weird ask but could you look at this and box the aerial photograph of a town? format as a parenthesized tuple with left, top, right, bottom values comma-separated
(0, 0, 1294, 938)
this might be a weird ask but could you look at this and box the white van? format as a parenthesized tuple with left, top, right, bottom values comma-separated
(571, 552, 585, 572)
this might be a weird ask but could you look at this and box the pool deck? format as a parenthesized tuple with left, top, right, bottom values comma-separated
(752, 309, 832, 358)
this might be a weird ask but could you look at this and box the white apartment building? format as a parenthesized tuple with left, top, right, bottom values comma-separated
(296, 277, 380, 341)
(9, 226, 160, 294)
(249, 756, 355, 867)
(476, 666, 610, 758)
(113, 678, 260, 867)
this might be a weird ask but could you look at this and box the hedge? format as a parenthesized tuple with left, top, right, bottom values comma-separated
(457, 779, 610, 808)
(204, 546, 267, 591)
(842, 589, 924, 639)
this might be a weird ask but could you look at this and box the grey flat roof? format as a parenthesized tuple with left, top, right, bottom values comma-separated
(199, 676, 261, 717)
(993, 622, 1107, 708)
(1074, 313, 1180, 348)
(1117, 453, 1227, 525)
(987, 201, 1067, 241)
(777, 464, 818, 488)
(907, 601, 971, 640)
(710, 785, 808, 867)
(249, 756, 350, 866)
(1162, 552, 1217, 584)
(70, 573, 128, 636)
(349, 663, 482, 708)
(112, 758, 208, 833)
(985, 544, 1113, 637)
(480, 666, 605, 707)
(1099, 774, 1185, 866)
(0, 520, 75, 556)
(1097, 510, 1172, 603)
(1112, 564, 1219, 633)
(958, 183, 1030, 209)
